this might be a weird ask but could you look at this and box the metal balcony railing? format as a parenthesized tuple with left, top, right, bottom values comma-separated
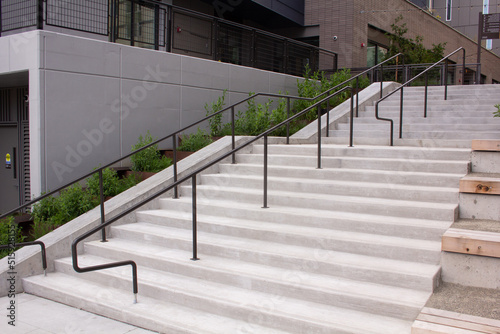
(0, 0, 338, 76)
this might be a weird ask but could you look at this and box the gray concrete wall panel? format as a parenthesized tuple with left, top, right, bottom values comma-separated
(0, 31, 300, 197)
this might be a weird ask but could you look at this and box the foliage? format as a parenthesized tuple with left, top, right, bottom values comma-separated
(131, 131, 172, 172)
(29, 168, 139, 240)
(205, 89, 227, 137)
(0, 216, 25, 259)
(494, 104, 500, 117)
(178, 128, 213, 152)
(295, 65, 370, 121)
(385, 15, 446, 65)
(31, 184, 99, 231)
(86, 167, 139, 198)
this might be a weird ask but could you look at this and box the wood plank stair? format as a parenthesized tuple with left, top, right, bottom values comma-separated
(412, 308, 500, 334)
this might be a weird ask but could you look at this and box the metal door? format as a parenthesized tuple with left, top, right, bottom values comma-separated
(0, 125, 19, 214)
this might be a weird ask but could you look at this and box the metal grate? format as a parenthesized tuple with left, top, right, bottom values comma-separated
(0, 0, 37, 32)
(17, 87, 28, 122)
(21, 121, 30, 206)
(288, 42, 314, 77)
(254, 33, 284, 73)
(217, 23, 252, 66)
(0, 90, 11, 122)
(115, 0, 166, 48)
(172, 11, 212, 55)
(46, 0, 109, 35)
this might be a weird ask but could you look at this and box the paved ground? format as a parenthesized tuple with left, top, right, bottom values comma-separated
(425, 282, 500, 320)
(0, 293, 157, 334)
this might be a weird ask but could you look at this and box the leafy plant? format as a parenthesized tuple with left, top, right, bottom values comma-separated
(206, 89, 227, 137)
(295, 66, 369, 121)
(494, 104, 500, 117)
(178, 128, 213, 152)
(0, 216, 25, 259)
(86, 167, 123, 198)
(31, 185, 99, 231)
(131, 131, 172, 172)
(385, 15, 446, 65)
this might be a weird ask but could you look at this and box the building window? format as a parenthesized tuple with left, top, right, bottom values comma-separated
(446, 0, 452, 21)
(367, 42, 388, 67)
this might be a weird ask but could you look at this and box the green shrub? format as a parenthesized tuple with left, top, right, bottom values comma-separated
(206, 90, 227, 137)
(295, 66, 370, 121)
(131, 131, 172, 172)
(494, 104, 500, 117)
(86, 167, 123, 198)
(0, 216, 25, 259)
(178, 128, 213, 152)
(31, 184, 99, 230)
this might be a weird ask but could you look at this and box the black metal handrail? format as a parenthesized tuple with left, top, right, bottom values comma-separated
(374, 47, 466, 146)
(0, 54, 403, 302)
(68, 56, 406, 302)
(0, 241, 47, 276)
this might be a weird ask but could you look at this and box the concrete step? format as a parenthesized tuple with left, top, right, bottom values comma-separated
(329, 129, 500, 140)
(105, 223, 441, 292)
(336, 123, 500, 132)
(29, 260, 414, 334)
(376, 99, 499, 107)
(219, 163, 464, 187)
(177, 183, 458, 221)
(22, 273, 291, 334)
(349, 116, 496, 125)
(199, 173, 459, 203)
(361, 108, 497, 118)
(154, 198, 451, 240)
(321, 137, 473, 148)
(235, 153, 470, 174)
(55, 248, 430, 322)
(251, 144, 471, 161)
(133, 211, 442, 263)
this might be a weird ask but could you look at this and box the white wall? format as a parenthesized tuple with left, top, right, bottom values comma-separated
(0, 31, 301, 196)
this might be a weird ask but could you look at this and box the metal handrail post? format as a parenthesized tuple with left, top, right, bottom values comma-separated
(286, 97, 290, 144)
(231, 106, 236, 164)
(263, 134, 269, 209)
(462, 49, 466, 84)
(191, 175, 199, 261)
(317, 105, 322, 169)
(375, 101, 394, 146)
(444, 60, 449, 100)
(424, 72, 429, 118)
(399, 86, 404, 139)
(380, 65, 384, 98)
(349, 88, 354, 147)
(355, 77, 359, 117)
(326, 97, 330, 137)
(99, 169, 107, 242)
(173, 136, 179, 198)
(0, 241, 47, 276)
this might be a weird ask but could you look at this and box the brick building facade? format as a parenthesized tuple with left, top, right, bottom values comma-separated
(305, 0, 500, 83)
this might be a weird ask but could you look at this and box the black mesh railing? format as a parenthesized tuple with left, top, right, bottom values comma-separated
(172, 11, 212, 55)
(0, 0, 337, 76)
(0, 0, 38, 32)
(217, 22, 253, 67)
(46, 0, 108, 35)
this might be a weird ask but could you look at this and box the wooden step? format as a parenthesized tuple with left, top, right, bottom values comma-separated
(442, 228, 500, 258)
(459, 176, 500, 195)
(412, 307, 500, 334)
(471, 140, 500, 152)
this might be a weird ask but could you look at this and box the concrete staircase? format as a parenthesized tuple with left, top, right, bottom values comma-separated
(21, 84, 500, 333)
(330, 84, 500, 144)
